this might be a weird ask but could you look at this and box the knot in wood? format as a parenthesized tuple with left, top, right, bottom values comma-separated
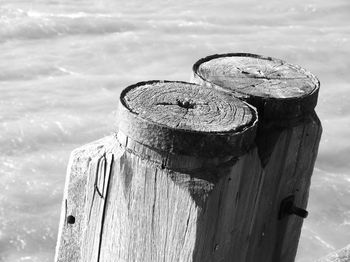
(118, 80, 258, 157)
(192, 53, 320, 120)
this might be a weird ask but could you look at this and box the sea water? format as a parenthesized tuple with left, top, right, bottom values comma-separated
(0, 0, 349, 261)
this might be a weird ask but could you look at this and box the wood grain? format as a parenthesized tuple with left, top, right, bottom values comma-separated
(245, 113, 322, 262)
(55, 80, 261, 262)
(55, 68, 322, 261)
(192, 54, 322, 261)
(118, 80, 258, 157)
(56, 134, 263, 262)
(55, 136, 120, 262)
(192, 53, 320, 120)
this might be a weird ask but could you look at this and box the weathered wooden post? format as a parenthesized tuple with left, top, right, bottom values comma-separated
(192, 53, 322, 262)
(55, 80, 265, 262)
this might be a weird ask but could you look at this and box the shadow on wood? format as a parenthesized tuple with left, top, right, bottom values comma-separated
(55, 81, 262, 262)
(55, 53, 322, 262)
(192, 53, 322, 262)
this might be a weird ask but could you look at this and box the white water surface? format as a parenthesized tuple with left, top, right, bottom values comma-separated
(0, 0, 349, 261)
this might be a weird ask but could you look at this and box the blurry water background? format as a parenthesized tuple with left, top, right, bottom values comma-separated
(0, 0, 349, 261)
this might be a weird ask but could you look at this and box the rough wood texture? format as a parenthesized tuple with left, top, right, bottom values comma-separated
(246, 112, 322, 262)
(192, 53, 320, 120)
(191, 54, 322, 262)
(56, 117, 322, 262)
(55, 73, 322, 261)
(316, 245, 350, 262)
(55, 134, 263, 262)
(55, 136, 119, 262)
(118, 80, 257, 157)
(55, 80, 261, 262)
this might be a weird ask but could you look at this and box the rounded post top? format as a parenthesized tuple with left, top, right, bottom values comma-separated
(118, 80, 258, 157)
(192, 53, 320, 120)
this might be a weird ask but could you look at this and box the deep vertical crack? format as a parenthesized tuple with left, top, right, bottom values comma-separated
(97, 154, 114, 262)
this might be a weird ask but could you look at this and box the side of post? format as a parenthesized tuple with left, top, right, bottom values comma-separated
(55, 136, 118, 262)
(192, 53, 322, 262)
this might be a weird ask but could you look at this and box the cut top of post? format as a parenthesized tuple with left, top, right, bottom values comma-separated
(118, 80, 258, 157)
(192, 53, 320, 120)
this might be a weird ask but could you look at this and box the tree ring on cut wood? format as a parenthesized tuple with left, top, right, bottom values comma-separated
(192, 53, 320, 120)
(118, 80, 258, 157)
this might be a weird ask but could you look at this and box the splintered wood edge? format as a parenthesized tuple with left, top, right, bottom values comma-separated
(118, 80, 258, 157)
(192, 53, 320, 120)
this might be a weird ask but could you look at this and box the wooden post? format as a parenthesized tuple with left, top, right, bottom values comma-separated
(192, 53, 322, 262)
(55, 80, 264, 262)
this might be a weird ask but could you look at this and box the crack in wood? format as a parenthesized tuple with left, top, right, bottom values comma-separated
(118, 137, 238, 176)
(88, 158, 100, 223)
(150, 169, 158, 261)
(96, 153, 114, 262)
(64, 199, 68, 226)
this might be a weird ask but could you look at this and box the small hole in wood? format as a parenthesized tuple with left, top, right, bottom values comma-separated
(177, 99, 195, 109)
(67, 215, 75, 225)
